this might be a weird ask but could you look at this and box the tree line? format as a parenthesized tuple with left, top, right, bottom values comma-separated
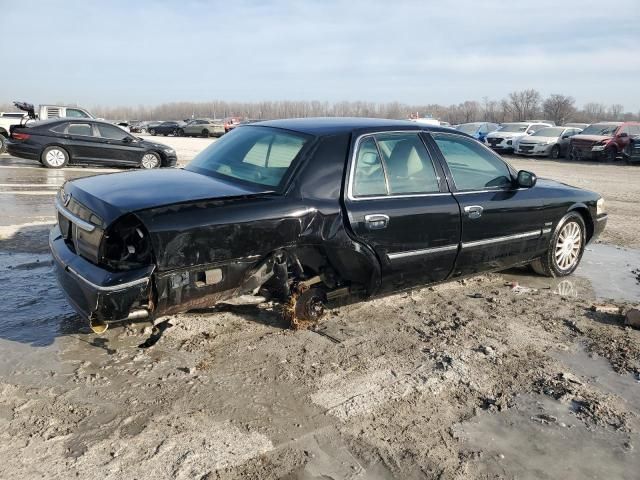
(2, 90, 638, 125)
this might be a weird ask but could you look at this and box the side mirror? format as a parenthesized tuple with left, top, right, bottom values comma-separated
(122, 136, 132, 143)
(562, 135, 570, 139)
(619, 132, 628, 138)
(517, 170, 537, 188)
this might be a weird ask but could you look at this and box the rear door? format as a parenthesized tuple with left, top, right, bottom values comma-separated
(93, 123, 144, 165)
(344, 131, 461, 291)
(428, 132, 545, 276)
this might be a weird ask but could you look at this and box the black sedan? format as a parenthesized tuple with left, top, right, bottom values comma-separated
(148, 121, 185, 136)
(7, 119, 177, 169)
(49, 118, 607, 333)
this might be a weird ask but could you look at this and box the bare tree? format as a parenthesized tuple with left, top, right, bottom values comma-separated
(543, 94, 576, 125)
(608, 104, 624, 121)
(505, 89, 542, 121)
(583, 103, 607, 122)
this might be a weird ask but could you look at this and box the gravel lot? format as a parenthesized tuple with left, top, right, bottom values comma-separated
(0, 140, 639, 479)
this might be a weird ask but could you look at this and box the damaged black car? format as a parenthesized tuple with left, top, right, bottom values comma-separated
(50, 118, 607, 333)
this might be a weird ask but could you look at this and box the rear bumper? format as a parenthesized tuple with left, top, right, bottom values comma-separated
(6, 140, 40, 160)
(49, 226, 154, 323)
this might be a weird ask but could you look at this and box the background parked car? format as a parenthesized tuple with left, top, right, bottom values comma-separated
(568, 122, 640, 161)
(455, 122, 500, 142)
(484, 122, 552, 153)
(178, 118, 225, 137)
(515, 126, 583, 159)
(149, 121, 186, 136)
(7, 119, 177, 169)
(563, 123, 590, 130)
(623, 134, 640, 164)
(223, 117, 243, 133)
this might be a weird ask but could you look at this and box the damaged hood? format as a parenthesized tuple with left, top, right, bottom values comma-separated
(63, 168, 273, 224)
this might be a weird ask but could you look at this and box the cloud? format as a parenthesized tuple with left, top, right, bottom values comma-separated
(1, 0, 639, 110)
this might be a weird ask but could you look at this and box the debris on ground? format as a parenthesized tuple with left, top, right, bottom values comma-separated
(624, 308, 640, 329)
(590, 304, 623, 315)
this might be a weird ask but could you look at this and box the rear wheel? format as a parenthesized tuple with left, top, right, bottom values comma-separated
(149, 129, 156, 136)
(531, 212, 586, 277)
(177, 129, 185, 137)
(549, 145, 560, 159)
(140, 152, 161, 169)
(41, 146, 69, 169)
(201, 129, 209, 137)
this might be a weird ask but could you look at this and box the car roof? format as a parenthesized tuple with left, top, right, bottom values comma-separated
(249, 117, 455, 135)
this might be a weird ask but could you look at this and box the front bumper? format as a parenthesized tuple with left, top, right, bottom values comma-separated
(515, 144, 553, 156)
(485, 138, 515, 151)
(592, 214, 607, 242)
(163, 154, 178, 167)
(49, 226, 154, 323)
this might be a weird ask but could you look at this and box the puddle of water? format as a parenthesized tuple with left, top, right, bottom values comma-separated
(576, 243, 640, 303)
(455, 344, 640, 479)
(502, 243, 640, 303)
(455, 393, 639, 480)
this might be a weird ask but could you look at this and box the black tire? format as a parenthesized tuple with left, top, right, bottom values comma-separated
(604, 147, 617, 162)
(0, 134, 6, 154)
(549, 145, 561, 159)
(149, 129, 156, 136)
(567, 146, 578, 161)
(177, 129, 185, 137)
(41, 146, 69, 169)
(140, 151, 161, 169)
(531, 212, 586, 277)
(201, 129, 209, 138)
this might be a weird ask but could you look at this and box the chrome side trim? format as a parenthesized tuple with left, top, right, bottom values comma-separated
(462, 230, 541, 249)
(67, 266, 150, 292)
(55, 196, 96, 232)
(388, 244, 458, 260)
(542, 228, 552, 234)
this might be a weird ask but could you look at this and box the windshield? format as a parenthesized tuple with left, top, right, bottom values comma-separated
(185, 126, 311, 189)
(532, 127, 564, 137)
(580, 124, 619, 136)
(456, 123, 481, 135)
(498, 123, 528, 133)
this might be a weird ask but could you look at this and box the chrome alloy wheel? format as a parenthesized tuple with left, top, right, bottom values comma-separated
(555, 221, 582, 270)
(46, 148, 66, 167)
(141, 153, 160, 169)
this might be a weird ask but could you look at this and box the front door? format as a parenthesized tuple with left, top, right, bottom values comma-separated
(64, 122, 104, 162)
(93, 123, 144, 165)
(428, 132, 545, 276)
(344, 131, 461, 291)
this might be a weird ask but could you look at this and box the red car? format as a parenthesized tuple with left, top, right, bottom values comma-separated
(568, 122, 640, 161)
(223, 117, 242, 133)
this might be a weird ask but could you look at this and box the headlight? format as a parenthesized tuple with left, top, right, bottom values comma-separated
(101, 215, 153, 271)
(597, 198, 606, 215)
(163, 148, 175, 154)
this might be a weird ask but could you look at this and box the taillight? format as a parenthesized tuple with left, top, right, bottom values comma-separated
(11, 132, 30, 141)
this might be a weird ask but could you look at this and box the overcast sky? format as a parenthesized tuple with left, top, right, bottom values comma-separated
(2, 0, 639, 111)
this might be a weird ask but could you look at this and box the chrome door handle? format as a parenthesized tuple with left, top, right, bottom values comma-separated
(464, 205, 483, 219)
(364, 214, 389, 230)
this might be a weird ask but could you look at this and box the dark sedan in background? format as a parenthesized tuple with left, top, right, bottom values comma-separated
(149, 121, 186, 136)
(7, 119, 177, 169)
(48, 117, 607, 333)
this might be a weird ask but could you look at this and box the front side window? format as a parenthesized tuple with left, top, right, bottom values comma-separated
(433, 134, 513, 191)
(96, 124, 129, 140)
(186, 126, 310, 188)
(66, 108, 90, 118)
(66, 123, 94, 136)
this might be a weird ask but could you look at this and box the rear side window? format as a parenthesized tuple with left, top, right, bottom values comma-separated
(66, 123, 94, 136)
(351, 132, 440, 198)
(433, 134, 512, 191)
(353, 137, 387, 197)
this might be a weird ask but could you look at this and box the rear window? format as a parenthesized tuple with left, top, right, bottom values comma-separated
(186, 126, 311, 189)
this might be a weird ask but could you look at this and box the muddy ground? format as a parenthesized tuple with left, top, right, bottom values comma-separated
(0, 142, 639, 479)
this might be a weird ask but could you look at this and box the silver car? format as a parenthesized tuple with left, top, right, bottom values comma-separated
(514, 126, 583, 159)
